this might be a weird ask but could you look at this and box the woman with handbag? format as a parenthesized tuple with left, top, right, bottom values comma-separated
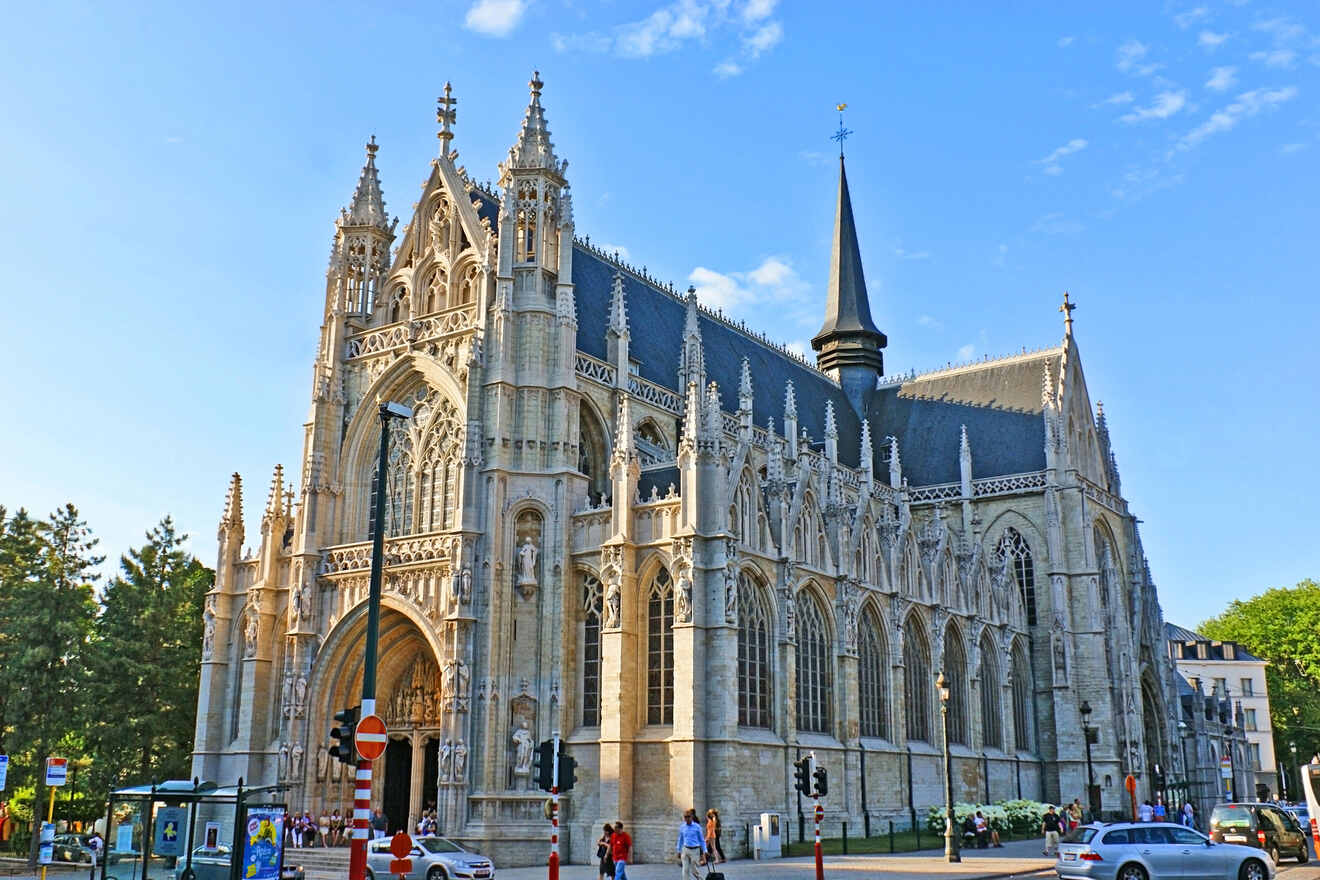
(596, 823, 615, 880)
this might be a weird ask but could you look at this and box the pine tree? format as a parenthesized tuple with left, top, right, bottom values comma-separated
(85, 518, 213, 794)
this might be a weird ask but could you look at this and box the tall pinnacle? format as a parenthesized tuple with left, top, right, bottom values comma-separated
(345, 136, 391, 230)
(507, 70, 560, 172)
(811, 155, 886, 413)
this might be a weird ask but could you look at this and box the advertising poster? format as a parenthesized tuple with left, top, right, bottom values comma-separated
(0, 755, 8, 791)
(39, 822, 55, 865)
(116, 824, 135, 854)
(204, 822, 221, 850)
(154, 807, 187, 857)
(240, 808, 285, 880)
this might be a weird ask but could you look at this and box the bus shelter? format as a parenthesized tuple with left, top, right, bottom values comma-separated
(102, 780, 289, 880)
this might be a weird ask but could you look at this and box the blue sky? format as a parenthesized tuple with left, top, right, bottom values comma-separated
(1, 0, 1317, 627)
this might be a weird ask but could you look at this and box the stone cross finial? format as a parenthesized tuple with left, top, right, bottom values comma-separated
(437, 82, 458, 155)
(1059, 292, 1077, 336)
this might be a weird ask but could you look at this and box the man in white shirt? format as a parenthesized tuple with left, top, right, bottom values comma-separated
(1138, 800, 1155, 822)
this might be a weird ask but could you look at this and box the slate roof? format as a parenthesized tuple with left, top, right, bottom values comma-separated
(571, 244, 1054, 486)
(1165, 622, 1264, 662)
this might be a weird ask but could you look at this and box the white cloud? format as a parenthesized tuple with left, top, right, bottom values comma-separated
(1178, 86, 1299, 150)
(1116, 40, 1161, 76)
(688, 256, 811, 316)
(916, 314, 944, 330)
(785, 340, 809, 359)
(742, 0, 776, 23)
(1253, 17, 1306, 44)
(599, 243, 631, 261)
(799, 150, 830, 167)
(463, 0, 527, 37)
(956, 344, 976, 361)
(1036, 138, 1087, 175)
(1174, 7, 1208, 29)
(1280, 142, 1307, 154)
(1198, 30, 1229, 49)
(1206, 66, 1237, 91)
(1250, 49, 1298, 68)
(1031, 212, 1085, 236)
(714, 60, 744, 78)
(1119, 90, 1188, 123)
(1093, 91, 1134, 107)
(894, 247, 931, 261)
(744, 20, 782, 55)
(1057, 35, 1075, 48)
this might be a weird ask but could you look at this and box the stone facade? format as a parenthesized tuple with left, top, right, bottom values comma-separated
(190, 75, 1186, 866)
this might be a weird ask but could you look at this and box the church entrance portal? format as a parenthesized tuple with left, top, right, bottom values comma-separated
(384, 738, 411, 833)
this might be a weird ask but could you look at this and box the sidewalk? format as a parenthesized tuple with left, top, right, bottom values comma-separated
(489, 838, 1054, 880)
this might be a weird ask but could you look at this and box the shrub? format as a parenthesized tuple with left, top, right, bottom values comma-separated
(925, 799, 1052, 835)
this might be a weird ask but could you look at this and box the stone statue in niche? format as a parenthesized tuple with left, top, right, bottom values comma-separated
(604, 578, 621, 629)
(460, 566, 472, 604)
(244, 611, 259, 658)
(452, 740, 467, 783)
(446, 570, 462, 614)
(439, 739, 453, 782)
(282, 676, 293, 718)
(675, 574, 693, 624)
(511, 719, 533, 784)
(316, 747, 328, 781)
(202, 608, 216, 660)
(294, 675, 307, 717)
(277, 743, 290, 779)
(516, 537, 539, 599)
(291, 743, 304, 778)
(456, 661, 470, 712)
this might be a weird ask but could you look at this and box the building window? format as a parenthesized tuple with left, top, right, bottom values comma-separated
(581, 574, 603, 727)
(858, 608, 890, 739)
(646, 569, 674, 725)
(944, 628, 969, 746)
(1244, 708, 1257, 731)
(1214, 677, 1227, 695)
(1240, 678, 1254, 697)
(979, 632, 1002, 750)
(995, 529, 1037, 626)
(903, 618, 932, 743)
(1249, 742, 1262, 770)
(1012, 641, 1033, 752)
(795, 591, 832, 734)
(737, 573, 773, 729)
(367, 423, 416, 538)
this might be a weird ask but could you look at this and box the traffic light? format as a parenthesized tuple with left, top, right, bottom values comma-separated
(532, 739, 555, 792)
(329, 706, 359, 765)
(557, 741, 578, 793)
(812, 763, 828, 798)
(793, 755, 812, 796)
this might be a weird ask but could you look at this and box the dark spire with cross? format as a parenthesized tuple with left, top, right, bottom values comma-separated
(437, 82, 458, 158)
(1059, 291, 1077, 337)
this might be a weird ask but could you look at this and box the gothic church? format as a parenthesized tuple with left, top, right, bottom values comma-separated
(191, 74, 1182, 864)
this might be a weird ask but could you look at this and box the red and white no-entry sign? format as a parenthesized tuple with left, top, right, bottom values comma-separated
(356, 714, 388, 761)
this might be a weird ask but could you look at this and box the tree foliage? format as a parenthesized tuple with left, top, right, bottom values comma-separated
(1199, 579, 1320, 766)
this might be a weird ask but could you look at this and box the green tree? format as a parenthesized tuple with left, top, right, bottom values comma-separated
(1200, 579, 1320, 771)
(0, 505, 100, 864)
(85, 518, 213, 794)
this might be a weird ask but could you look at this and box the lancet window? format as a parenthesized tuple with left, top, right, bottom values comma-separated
(737, 573, 773, 729)
(795, 590, 832, 734)
(646, 569, 674, 725)
(581, 574, 603, 727)
(1012, 640, 1034, 752)
(980, 632, 1003, 749)
(367, 387, 461, 538)
(858, 607, 890, 739)
(1094, 525, 1119, 614)
(945, 627, 970, 746)
(996, 528, 1038, 626)
(903, 617, 932, 743)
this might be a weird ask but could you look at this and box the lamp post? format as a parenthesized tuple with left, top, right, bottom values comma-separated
(937, 671, 960, 863)
(1288, 744, 1298, 803)
(1081, 700, 1099, 818)
(349, 400, 412, 880)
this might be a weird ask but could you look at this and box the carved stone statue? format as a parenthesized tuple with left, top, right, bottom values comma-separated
(511, 719, 534, 783)
(675, 574, 693, 624)
(282, 676, 293, 718)
(452, 740, 467, 783)
(202, 609, 216, 660)
(446, 570, 462, 614)
(293, 676, 307, 716)
(244, 611, 259, 658)
(439, 739, 453, 782)
(516, 537, 539, 598)
(783, 590, 796, 640)
(604, 578, 621, 629)
(316, 747, 328, 781)
(291, 743, 304, 778)
(460, 566, 472, 604)
(277, 742, 290, 779)
(456, 661, 470, 712)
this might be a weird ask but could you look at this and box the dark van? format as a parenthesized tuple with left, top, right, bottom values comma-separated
(1209, 803, 1310, 864)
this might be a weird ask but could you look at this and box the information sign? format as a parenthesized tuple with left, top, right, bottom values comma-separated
(1221, 756, 1233, 779)
(45, 757, 68, 787)
(39, 822, 55, 865)
(0, 754, 8, 791)
(241, 807, 286, 880)
(116, 824, 134, 853)
(154, 806, 187, 857)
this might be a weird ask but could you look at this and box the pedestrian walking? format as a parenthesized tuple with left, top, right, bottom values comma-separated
(1068, 799, 1083, 829)
(596, 824, 615, 880)
(1182, 802, 1197, 829)
(705, 810, 725, 864)
(372, 810, 387, 840)
(1042, 805, 1063, 856)
(1153, 798, 1166, 822)
(611, 821, 632, 880)
(1137, 800, 1154, 823)
(677, 809, 705, 880)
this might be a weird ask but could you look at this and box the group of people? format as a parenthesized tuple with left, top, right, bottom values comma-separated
(593, 808, 727, 880)
(1137, 798, 1198, 828)
(596, 821, 633, 880)
(287, 810, 350, 847)
(960, 812, 1004, 848)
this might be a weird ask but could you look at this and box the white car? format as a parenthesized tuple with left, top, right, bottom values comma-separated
(365, 835, 494, 880)
(1056, 822, 1275, 880)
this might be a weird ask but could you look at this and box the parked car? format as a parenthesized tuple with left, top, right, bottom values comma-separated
(365, 835, 494, 880)
(1210, 802, 1310, 864)
(1056, 821, 1274, 880)
(52, 834, 93, 863)
(1282, 803, 1312, 834)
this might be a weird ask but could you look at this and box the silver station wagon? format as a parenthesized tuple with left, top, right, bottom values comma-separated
(1056, 822, 1276, 880)
(365, 835, 494, 880)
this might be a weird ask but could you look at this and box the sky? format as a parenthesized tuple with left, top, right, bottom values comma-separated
(1, 0, 1317, 628)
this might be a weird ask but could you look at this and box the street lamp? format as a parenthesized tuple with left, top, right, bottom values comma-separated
(937, 671, 960, 863)
(1081, 700, 1099, 818)
(1288, 744, 1298, 803)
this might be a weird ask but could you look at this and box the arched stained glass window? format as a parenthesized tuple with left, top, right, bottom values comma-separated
(737, 573, 773, 729)
(980, 632, 1003, 749)
(795, 591, 832, 733)
(1012, 640, 1034, 752)
(582, 574, 603, 727)
(647, 569, 674, 725)
(945, 628, 969, 746)
(996, 529, 1037, 626)
(903, 619, 932, 743)
(859, 608, 890, 739)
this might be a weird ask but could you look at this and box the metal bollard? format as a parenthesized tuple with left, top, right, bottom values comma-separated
(842, 821, 848, 855)
(864, 812, 870, 838)
(888, 819, 895, 853)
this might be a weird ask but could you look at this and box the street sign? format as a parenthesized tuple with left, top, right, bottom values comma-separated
(814, 804, 824, 823)
(356, 715, 388, 761)
(155, 807, 187, 857)
(45, 757, 68, 787)
(389, 860, 413, 876)
(390, 832, 412, 859)
(0, 755, 8, 791)
(1221, 756, 1233, 779)
(1124, 774, 1136, 794)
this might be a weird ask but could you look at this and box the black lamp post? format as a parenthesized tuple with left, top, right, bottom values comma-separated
(1081, 700, 1099, 817)
(1289, 744, 1298, 803)
(938, 671, 960, 863)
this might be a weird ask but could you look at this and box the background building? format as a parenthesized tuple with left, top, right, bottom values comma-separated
(191, 75, 1183, 865)
(1167, 622, 1275, 804)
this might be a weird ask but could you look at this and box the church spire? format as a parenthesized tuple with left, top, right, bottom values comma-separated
(507, 71, 561, 172)
(811, 154, 887, 415)
(344, 136, 391, 230)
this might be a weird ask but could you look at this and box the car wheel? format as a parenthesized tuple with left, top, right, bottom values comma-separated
(1239, 858, 1268, 880)
(1268, 844, 1280, 864)
(1118, 863, 1148, 880)
(1299, 843, 1310, 863)
(365, 869, 376, 880)
(427, 868, 447, 880)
